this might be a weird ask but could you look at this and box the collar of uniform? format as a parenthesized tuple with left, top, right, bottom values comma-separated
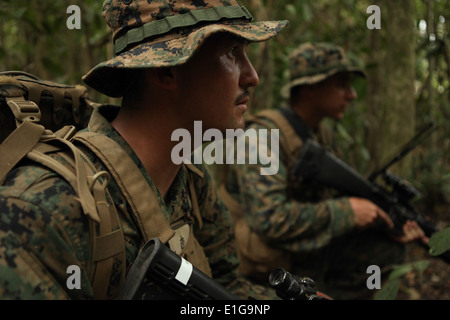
(85, 105, 199, 223)
(85, 105, 167, 211)
(87, 105, 145, 174)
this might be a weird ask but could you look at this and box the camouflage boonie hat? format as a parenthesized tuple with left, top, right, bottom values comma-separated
(282, 42, 365, 96)
(82, 0, 288, 98)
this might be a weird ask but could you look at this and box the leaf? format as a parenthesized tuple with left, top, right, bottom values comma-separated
(336, 123, 354, 144)
(388, 264, 412, 280)
(375, 278, 400, 300)
(388, 260, 430, 280)
(429, 226, 450, 256)
(410, 260, 430, 274)
(377, 260, 430, 299)
(285, 4, 296, 16)
(301, 3, 313, 22)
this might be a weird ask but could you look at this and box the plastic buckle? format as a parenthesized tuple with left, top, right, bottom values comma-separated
(6, 96, 41, 126)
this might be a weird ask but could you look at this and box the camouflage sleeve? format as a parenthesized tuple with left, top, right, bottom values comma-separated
(0, 167, 93, 299)
(231, 123, 355, 253)
(193, 164, 279, 299)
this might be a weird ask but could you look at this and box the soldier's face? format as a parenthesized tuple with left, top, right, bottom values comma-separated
(173, 33, 259, 132)
(314, 72, 358, 120)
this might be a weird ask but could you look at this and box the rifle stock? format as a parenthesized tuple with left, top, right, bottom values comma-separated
(292, 139, 450, 263)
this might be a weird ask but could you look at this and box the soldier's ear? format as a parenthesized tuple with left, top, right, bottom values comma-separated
(147, 67, 177, 90)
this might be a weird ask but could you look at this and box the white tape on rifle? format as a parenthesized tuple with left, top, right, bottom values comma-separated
(175, 257, 193, 285)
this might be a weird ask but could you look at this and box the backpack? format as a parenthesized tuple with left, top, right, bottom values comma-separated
(0, 71, 127, 298)
(0, 71, 93, 143)
(0, 71, 211, 299)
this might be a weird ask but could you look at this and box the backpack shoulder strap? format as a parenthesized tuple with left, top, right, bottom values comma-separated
(0, 122, 126, 299)
(0, 121, 45, 183)
(246, 108, 305, 168)
(72, 131, 175, 245)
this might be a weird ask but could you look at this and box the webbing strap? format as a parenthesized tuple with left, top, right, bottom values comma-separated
(73, 132, 175, 244)
(26, 137, 125, 299)
(277, 107, 313, 143)
(20, 79, 83, 126)
(0, 121, 45, 183)
(90, 170, 125, 299)
(57, 138, 102, 222)
(114, 5, 253, 55)
(247, 109, 304, 168)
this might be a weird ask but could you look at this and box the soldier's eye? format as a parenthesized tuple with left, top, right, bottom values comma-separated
(227, 46, 238, 58)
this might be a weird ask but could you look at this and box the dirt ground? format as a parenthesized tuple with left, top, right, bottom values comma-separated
(395, 243, 450, 300)
(395, 205, 450, 300)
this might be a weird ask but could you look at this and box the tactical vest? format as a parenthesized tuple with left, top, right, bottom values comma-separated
(218, 109, 311, 279)
(0, 72, 211, 299)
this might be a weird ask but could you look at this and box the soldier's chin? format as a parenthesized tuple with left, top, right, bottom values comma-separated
(334, 109, 346, 120)
(233, 108, 247, 129)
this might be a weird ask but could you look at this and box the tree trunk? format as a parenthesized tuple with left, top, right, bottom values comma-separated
(368, 0, 416, 177)
(366, 0, 384, 175)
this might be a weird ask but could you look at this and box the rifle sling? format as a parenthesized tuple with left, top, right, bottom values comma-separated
(278, 107, 313, 143)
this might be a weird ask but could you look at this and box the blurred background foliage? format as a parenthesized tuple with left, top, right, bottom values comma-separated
(0, 0, 449, 216)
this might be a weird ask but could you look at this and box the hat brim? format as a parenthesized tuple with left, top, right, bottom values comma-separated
(83, 20, 288, 97)
(281, 66, 366, 98)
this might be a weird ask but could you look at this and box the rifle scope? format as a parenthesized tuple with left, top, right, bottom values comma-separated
(269, 268, 326, 300)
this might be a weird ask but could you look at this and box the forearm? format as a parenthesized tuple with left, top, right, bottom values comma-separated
(236, 162, 355, 253)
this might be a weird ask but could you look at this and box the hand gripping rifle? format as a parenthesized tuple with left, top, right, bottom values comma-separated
(291, 123, 450, 263)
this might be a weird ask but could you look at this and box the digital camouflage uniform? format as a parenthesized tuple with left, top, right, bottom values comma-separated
(0, 0, 288, 299)
(224, 43, 406, 299)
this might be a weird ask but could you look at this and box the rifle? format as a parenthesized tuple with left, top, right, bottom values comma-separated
(269, 268, 332, 300)
(291, 124, 450, 263)
(116, 237, 240, 300)
(117, 237, 332, 300)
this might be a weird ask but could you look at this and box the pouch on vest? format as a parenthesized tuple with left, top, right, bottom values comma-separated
(0, 71, 93, 143)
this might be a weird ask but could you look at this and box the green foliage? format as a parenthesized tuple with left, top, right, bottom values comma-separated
(0, 0, 449, 209)
(374, 260, 430, 300)
(429, 226, 450, 256)
(0, 0, 112, 103)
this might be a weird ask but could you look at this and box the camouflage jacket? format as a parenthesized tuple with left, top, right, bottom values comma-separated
(226, 109, 356, 255)
(0, 105, 277, 300)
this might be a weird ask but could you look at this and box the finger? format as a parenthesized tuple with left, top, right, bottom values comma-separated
(406, 221, 429, 244)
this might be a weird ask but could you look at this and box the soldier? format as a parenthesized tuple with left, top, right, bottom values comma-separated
(221, 42, 428, 299)
(0, 0, 287, 299)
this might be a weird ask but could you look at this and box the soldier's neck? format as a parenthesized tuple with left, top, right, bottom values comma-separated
(291, 103, 323, 132)
(111, 105, 182, 198)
